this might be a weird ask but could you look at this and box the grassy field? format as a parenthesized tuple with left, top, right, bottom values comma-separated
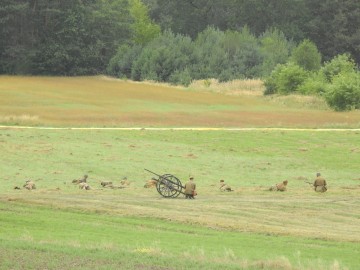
(1, 76, 360, 128)
(0, 76, 360, 269)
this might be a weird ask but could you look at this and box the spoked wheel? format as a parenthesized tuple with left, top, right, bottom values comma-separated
(156, 174, 183, 198)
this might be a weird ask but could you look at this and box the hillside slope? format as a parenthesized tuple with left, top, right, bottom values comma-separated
(1, 76, 359, 128)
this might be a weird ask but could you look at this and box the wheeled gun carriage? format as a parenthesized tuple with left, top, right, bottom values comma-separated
(145, 169, 185, 198)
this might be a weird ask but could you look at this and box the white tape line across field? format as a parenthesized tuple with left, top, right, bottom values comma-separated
(0, 126, 360, 132)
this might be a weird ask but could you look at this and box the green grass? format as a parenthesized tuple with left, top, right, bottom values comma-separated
(1, 128, 360, 269)
(1, 202, 358, 270)
(1, 76, 360, 269)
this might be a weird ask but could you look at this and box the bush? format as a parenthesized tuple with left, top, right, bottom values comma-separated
(107, 45, 142, 78)
(264, 64, 283, 95)
(131, 30, 194, 82)
(264, 63, 308, 95)
(298, 73, 328, 95)
(324, 71, 360, 111)
(321, 54, 356, 83)
(169, 68, 192, 86)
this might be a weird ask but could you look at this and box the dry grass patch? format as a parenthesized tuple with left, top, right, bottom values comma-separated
(265, 94, 329, 110)
(1, 75, 360, 128)
(189, 78, 265, 96)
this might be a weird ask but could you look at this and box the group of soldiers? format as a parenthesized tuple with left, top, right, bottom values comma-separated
(14, 174, 131, 191)
(142, 172, 328, 200)
(71, 175, 131, 190)
(15, 172, 328, 196)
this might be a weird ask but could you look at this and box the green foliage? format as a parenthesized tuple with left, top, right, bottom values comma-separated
(0, 0, 132, 75)
(193, 27, 263, 81)
(259, 28, 294, 76)
(146, 0, 360, 66)
(325, 71, 360, 111)
(169, 68, 192, 86)
(264, 63, 308, 95)
(129, 0, 161, 45)
(320, 54, 357, 83)
(192, 27, 227, 79)
(297, 72, 328, 95)
(290, 39, 322, 71)
(131, 30, 194, 82)
(107, 44, 143, 78)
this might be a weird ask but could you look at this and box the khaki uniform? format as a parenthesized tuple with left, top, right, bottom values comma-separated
(144, 179, 157, 188)
(314, 176, 327, 192)
(220, 183, 232, 192)
(79, 182, 91, 190)
(184, 179, 196, 199)
(269, 181, 288, 192)
(276, 182, 287, 192)
(101, 181, 113, 188)
(72, 175, 88, 184)
(23, 181, 36, 190)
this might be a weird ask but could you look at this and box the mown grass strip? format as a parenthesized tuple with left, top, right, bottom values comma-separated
(0, 201, 358, 270)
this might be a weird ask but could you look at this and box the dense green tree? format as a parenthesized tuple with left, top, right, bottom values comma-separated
(107, 44, 143, 78)
(145, 0, 359, 66)
(129, 0, 161, 45)
(304, 0, 360, 64)
(259, 28, 293, 76)
(290, 39, 321, 71)
(0, 0, 132, 75)
(0, 1, 30, 73)
(131, 30, 194, 82)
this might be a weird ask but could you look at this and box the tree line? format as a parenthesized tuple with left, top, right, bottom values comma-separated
(1, 0, 359, 110)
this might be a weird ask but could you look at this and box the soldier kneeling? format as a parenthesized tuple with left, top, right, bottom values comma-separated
(313, 173, 327, 193)
(219, 180, 233, 192)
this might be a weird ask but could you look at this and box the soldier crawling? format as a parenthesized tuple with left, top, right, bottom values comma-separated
(144, 178, 157, 188)
(72, 174, 88, 184)
(23, 180, 36, 190)
(269, 180, 288, 192)
(101, 181, 113, 188)
(79, 182, 91, 190)
(219, 180, 233, 192)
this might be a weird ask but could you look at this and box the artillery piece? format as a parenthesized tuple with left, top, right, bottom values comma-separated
(145, 169, 185, 198)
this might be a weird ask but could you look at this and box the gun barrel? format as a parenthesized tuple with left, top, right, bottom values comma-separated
(144, 169, 162, 178)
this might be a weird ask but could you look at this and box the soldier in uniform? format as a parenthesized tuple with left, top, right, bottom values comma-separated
(313, 173, 327, 192)
(144, 178, 157, 188)
(72, 174, 88, 184)
(219, 180, 233, 192)
(269, 180, 288, 192)
(101, 181, 113, 188)
(23, 180, 36, 190)
(79, 182, 91, 190)
(120, 177, 130, 186)
(184, 176, 196, 199)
